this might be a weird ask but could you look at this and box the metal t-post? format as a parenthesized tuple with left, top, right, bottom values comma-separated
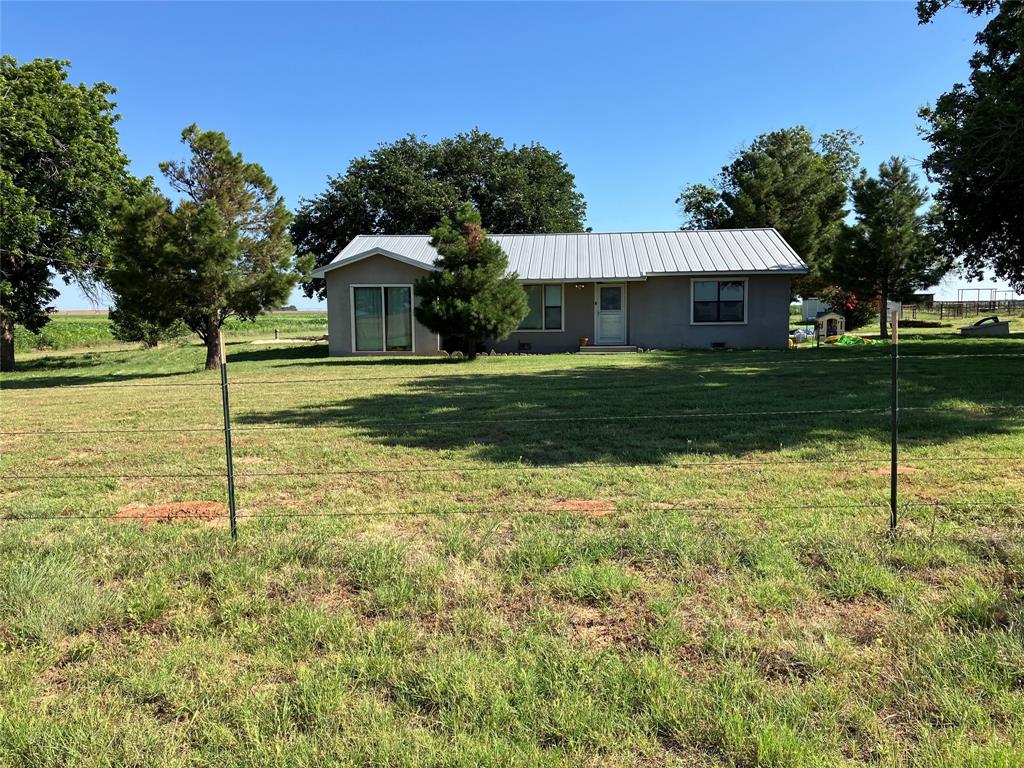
(889, 310, 899, 532)
(219, 331, 238, 540)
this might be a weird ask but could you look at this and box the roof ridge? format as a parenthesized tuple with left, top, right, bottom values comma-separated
(356, 228, 781, 237)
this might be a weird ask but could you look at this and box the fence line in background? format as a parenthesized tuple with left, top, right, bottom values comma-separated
(936, 299, 1024, 319)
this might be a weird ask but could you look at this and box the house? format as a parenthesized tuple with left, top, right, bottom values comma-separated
(310, 229, 807, 355)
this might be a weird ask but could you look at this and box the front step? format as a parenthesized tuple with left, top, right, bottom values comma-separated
(578, 345, 638, 354)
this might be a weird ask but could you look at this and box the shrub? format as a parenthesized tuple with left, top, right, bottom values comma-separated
(818, 285, 876, 331)
(414, 203, 528, 359)
(109, 306, 189, 348)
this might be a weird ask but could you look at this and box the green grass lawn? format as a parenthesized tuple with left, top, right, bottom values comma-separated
(1, 332, 1022, 767)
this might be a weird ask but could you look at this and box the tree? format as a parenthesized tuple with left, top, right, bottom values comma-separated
(292, 130, 587, 301)
(676, 126, 862, 295)
(0, 56, 133, 371)
(107, 126, 310, 369)
(830, 158, 951, 339)
(414, 204, 528, 359)
(918, 0, 1024, 291)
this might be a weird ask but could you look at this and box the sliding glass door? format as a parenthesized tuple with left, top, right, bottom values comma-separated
(384, 287, 412, 351)
(352, 285, 413, 352)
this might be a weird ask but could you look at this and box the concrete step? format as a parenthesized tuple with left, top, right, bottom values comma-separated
(578, 345, 638, 354)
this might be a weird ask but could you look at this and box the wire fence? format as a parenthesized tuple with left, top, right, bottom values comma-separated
(2, 325, 1022, 537)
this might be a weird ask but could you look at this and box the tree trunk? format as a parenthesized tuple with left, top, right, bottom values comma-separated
(204, 315, 221, 370)
(878, 292, 889, 340)
(0, 316, 14, 373)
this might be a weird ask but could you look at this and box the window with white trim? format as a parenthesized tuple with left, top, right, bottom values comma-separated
(519, 284, 563, 330)
(353, 285, 413, 351)
(692, 280, 745, 323)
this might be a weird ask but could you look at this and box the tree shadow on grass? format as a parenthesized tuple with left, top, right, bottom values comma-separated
(1, 350, 213, 390)
(234, 347, 1024, 465)
(225, 343, 455, 368)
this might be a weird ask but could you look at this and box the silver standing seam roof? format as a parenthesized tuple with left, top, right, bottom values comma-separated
(310, 229, 807, 281)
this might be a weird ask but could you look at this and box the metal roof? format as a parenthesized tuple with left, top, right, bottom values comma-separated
(311, 229, 807, 281)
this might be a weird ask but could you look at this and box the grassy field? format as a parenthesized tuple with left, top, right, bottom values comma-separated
(18, 304, 1021, 354)
(13, 312, 329, 353)
(789, 304, 1024, 335)
(1, 330, 1022, 766)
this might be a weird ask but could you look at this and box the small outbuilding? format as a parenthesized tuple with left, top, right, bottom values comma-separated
(801, 297, 829, 322)
(815, 310, 845, 342)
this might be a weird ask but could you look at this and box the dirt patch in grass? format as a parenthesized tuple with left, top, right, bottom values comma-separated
(547, 498, 615, 516)
(867, 465, 919, 476)
(801, 596, 893, 645)
(560, 597, 656, 649)
(494, 587, 657, 651)
(756, 646, 817, 683)
(284, 580, 361, 614)
(112, 501, 225, 526)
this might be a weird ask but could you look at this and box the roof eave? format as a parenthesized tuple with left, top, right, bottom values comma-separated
(646, 268, 808, 277)
(310, 248, 439, 279)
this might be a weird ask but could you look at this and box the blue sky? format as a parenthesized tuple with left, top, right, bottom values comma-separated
(4, 1, 1015, 307)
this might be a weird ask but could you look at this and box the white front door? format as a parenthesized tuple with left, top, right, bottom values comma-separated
(595, 283, 626, 345)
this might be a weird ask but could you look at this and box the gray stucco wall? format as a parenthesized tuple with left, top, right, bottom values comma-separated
(324, 255, 441, 356)
(629, 274, 793, 350)
(325, 259, 793, 354)
(492, 283, 596, 353)
(494, 275, 792, 351)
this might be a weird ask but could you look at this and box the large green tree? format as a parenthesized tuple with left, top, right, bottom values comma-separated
(292, 130, 587, 301)
(107, 126, 309, 369)
(676, 126, 862, 295)
(414, 204, 528, 360)
(918, 0, 1024, 290)
(830, 158, 950, 339)
(0, 56, 133, 371)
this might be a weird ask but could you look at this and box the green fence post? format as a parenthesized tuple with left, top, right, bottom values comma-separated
(889, 310, 899, 532)
(219, 331, 238, 540)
